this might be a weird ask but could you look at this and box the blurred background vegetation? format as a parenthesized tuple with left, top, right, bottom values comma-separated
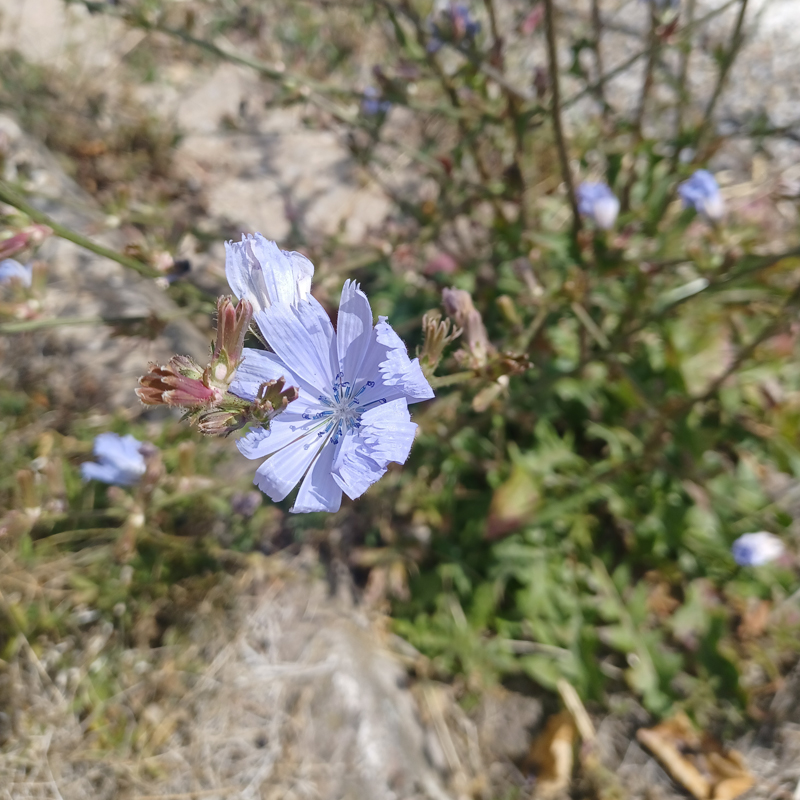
(2, 0, 800, 793)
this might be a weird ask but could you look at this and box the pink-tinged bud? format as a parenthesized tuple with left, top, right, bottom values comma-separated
(210, 296, 253, 387)
(0, 225, 52, 260)
(136, 355, 223, 408)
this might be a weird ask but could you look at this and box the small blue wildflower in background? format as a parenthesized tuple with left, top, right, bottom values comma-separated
(226, 236, 434, 514)
(641, 0, 680, 9)
(577, 182, 620, 230)
(732, 531, 785, 567)
(81, 433, 147, 486)
(0, 258, 32, 287)
(428, 2, 480, 53)
(361, 87, 392, 116)
(678, 169, 725, 221)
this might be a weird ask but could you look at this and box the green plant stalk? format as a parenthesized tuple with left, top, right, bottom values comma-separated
(590, 0, 609, 115)
(621, 8, 659, 213)
(0, 310, 191, 334)
(543, 0, 582, 239)
(695, 0, 750, 156)
(670, 0, 698, 172)
(561, 0, 740, 113)
(429, 370, 476, 389)
(0, 180, 157, 278)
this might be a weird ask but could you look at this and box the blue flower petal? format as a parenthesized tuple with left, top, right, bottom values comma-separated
(255, 297, 337, 394)
(0, 259, 32, 287)
(252, 428, 326, 502)
(225, 233, 314, 313)
(336, 280, 374, 384)
(292, 441, 343, 513)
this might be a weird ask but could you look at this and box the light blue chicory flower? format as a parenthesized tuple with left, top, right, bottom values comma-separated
(428, 2, 481, 53)
(732, 531, 785, 567)
(640, 0, 680, 9)
(678, 169, 725, 221)
(577, 182, 620, 230)
(226, 238, 434, 513)
(81, 433, 147, 486)
(0, 258, 32, 287)
(224, 234, 314, 316)
(361, 87, 392, 116)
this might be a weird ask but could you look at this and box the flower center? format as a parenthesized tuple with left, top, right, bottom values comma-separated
(297, 373, 385, 447)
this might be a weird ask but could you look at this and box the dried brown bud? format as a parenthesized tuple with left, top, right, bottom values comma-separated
(419, 312, 461, 374)
(442, 287, 492, 368)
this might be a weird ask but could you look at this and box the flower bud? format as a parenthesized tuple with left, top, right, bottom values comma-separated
(196, 378, 299, 436)
(0, 224, 52, 261)
(210, 296, 253, 387)
(136, 355, 223, 408)
(442, 287, 492, 368)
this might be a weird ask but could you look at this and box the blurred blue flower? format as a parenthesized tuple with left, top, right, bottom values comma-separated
(231, 251, 434, 513)
(678, 169, 725, 221)
(641, 0, 680, 8)
(225, 233, 314, 316)
(361, 87, 392, 116)
(732, 531, 785, 567)
(0, 258, 32, 287)
(577, 182, 620, 230)
(428, 3, 480, 53)
(81, 433, 147, 486)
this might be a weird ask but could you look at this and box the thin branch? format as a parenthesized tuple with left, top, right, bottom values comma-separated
(695, 0, 749, 155)
(590, 0, 609, 115)
(561, 0, 740, 112)
(633, 8, 659, 140)
(543, 0, 581, 237)
(671, 0, 698, 169)
(0, 180, 157, 277)
(0, 310, 191, 334)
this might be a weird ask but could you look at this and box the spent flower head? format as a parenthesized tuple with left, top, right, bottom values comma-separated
(678, 169, 725, 221)
(732, 531, 785, 567)
(81, 433, 147, 486)
(577, 182, 620, 230)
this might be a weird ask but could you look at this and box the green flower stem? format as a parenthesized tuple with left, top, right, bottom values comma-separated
(543, 0, 582, 241)
(0, 180, 157, 278)
(429, 371, 476, 389)
(0, 310, 191, 334)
